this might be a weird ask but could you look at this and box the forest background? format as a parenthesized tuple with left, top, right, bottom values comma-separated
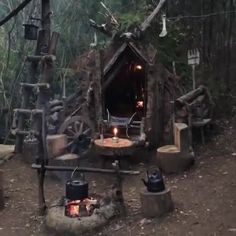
(0, 0, 235, 141)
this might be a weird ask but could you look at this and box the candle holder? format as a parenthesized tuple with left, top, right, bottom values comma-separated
(100, 134, 104, 143)
(112, 136, 119, 143)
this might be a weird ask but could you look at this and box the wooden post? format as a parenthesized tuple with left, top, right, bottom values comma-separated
(41, 0, 51, 52)
(36, 0, 60, 215)
(38, 168, 46, 215)
(0, 170, 4, 209)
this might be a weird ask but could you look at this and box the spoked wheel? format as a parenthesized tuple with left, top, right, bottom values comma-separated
(58, 116, 94, 156)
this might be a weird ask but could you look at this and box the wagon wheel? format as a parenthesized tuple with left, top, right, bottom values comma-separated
(58, 116, 94, 156)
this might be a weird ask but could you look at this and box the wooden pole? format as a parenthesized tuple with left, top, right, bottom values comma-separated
(192, 64, 196, 90)
(41, 0, 51, 51)
(31, 164, 140, 175)
(140, 0, 166, 32)
(0, 170, 4, 209)
(0, 0, 33, 26)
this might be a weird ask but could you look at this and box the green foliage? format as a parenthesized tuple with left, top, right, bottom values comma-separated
(119, 13, 142, 31)
(0, 0, 235, 123)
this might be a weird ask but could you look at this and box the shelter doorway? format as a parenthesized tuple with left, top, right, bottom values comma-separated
(104, 60, 146, 120)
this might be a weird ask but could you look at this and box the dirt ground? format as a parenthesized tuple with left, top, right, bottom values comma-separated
(0, 118, 236, 236)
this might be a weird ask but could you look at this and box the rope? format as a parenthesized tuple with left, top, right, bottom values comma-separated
(168, 10, 236, 21)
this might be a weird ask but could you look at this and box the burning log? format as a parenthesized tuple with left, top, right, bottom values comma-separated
(65, 197, 100, 218)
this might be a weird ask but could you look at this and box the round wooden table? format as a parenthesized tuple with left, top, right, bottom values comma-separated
(94, 138, 134, 168)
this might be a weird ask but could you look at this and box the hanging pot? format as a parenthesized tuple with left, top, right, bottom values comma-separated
(23, 24, 38, 40)
(65, 167, 88, 200)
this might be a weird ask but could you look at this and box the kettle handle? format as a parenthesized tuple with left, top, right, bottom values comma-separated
(70, 166, 84, 180)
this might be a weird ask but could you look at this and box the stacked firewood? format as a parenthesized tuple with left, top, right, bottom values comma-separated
(174, 85, 214, 123)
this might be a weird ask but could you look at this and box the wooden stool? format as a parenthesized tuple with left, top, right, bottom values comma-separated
(140, 188, 174, 218)
(157, 123, 194, 174)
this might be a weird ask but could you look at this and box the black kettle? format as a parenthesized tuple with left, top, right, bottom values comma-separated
(142, 169, 165, 192)
(65, 167, 88, 200)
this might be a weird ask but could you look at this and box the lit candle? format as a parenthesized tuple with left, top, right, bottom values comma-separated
(112, 127, 119, 142)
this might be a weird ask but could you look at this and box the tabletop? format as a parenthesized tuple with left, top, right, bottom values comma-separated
(94, 138, 134, 157)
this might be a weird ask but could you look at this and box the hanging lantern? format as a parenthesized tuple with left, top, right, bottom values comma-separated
(23, 22, 39, 40)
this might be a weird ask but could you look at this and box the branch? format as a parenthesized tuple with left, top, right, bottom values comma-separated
(89, 19, 113, 37)
(0, 0, 33, 27)
(139, 0, 166, 32)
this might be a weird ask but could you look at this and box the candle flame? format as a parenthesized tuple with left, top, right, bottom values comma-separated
(113, 127, 118, 136)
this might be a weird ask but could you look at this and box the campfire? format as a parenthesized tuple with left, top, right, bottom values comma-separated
(65, 197, 99, 218)
(46, 190, 122, 235)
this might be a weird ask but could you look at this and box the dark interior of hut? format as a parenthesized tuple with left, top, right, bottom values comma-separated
(104, 59, 146, 121)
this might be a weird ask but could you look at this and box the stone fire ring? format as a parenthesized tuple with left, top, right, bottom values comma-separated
(46, 200, 118, 235)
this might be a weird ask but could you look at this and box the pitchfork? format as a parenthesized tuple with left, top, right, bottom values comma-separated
(187, 49, 200, 90)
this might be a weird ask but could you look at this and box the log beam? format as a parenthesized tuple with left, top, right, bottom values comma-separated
(31, 164, 140, 175)
(26, 55, 56, 62)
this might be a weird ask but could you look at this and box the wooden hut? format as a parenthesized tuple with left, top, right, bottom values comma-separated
(63, 39, 184, 148)
(61, 0, 185, 148)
